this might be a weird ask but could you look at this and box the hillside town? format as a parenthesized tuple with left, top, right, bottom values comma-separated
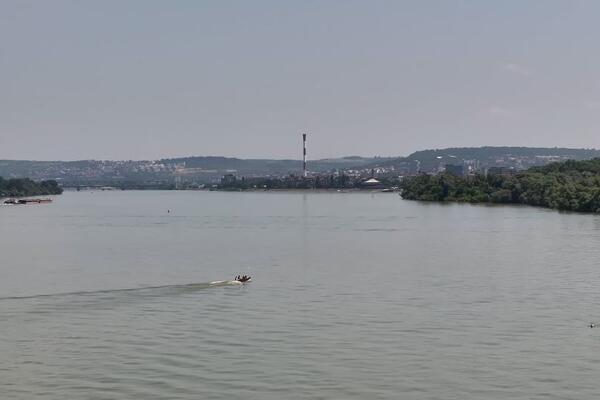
(1, 146, 599, 191)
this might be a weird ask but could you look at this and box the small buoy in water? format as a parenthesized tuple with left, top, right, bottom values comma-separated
(168, 209, 171, 213)
(590, 323, 596, 328)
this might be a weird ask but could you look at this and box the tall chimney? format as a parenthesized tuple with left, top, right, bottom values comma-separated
(302, 133, 307, 178)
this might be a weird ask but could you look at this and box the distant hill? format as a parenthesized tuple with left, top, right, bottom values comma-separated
(160, 155, 393, 173)
(358, 147, 600, 173)
(1, 147, 599, 186)
(0, 156, 392, 186)
(408, 146, 600, 163)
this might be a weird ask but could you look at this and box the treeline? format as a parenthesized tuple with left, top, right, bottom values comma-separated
(219, 175, 399, 190)
(0, 177, 63, 197)
(400, 158, 600, 213)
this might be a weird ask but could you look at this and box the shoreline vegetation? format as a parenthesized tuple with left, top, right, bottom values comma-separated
(216, 175, 397, 191)
(0, 177, 63, 198)
(400, 158, 600, 213)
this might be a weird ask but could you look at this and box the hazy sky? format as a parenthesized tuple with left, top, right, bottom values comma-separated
(2, 1, 600, 160)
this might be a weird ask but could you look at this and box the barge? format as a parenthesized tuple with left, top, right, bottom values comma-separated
(3, 198, 53, 205)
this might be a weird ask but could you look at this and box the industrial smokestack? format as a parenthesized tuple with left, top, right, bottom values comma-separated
(302, 133, 307, 178)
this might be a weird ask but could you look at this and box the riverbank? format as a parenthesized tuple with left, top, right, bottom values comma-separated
(214, 187, 397, 193)
(0, 177, 63, 198)
(400, 158, 600, 213)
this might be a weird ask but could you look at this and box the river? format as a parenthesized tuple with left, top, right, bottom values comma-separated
(2, 190, 600, 399)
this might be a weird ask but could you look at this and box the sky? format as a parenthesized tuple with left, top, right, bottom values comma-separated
(2, 0, 600, 161)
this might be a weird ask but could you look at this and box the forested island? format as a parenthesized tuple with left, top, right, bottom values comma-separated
(0, 177, 63, 198)
(400, 158, 600, 213)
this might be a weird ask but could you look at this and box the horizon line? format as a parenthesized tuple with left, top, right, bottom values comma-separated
(1, 145, 599, 163)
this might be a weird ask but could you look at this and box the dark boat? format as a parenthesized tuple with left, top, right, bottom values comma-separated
(234, 275, 251, 283)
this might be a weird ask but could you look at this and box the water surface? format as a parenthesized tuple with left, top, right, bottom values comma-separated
(2, 191, 600, 399)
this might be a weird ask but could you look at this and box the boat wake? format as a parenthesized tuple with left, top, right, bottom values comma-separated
(209, 280, 244, 287)
(0, 280, 246, 301)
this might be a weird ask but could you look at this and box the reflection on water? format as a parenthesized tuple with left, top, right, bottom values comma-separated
(2, 191, 600, 399)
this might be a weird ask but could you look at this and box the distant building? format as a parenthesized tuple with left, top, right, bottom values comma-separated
(486, 167, 516, 176)
(463, 159, 480, 175)
(444, 164, 464, 176)
(360, 178, 384, 189)
(221, 174, 237, 185)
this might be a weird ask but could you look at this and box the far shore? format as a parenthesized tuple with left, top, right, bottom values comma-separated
(65, 187, 398, 194)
